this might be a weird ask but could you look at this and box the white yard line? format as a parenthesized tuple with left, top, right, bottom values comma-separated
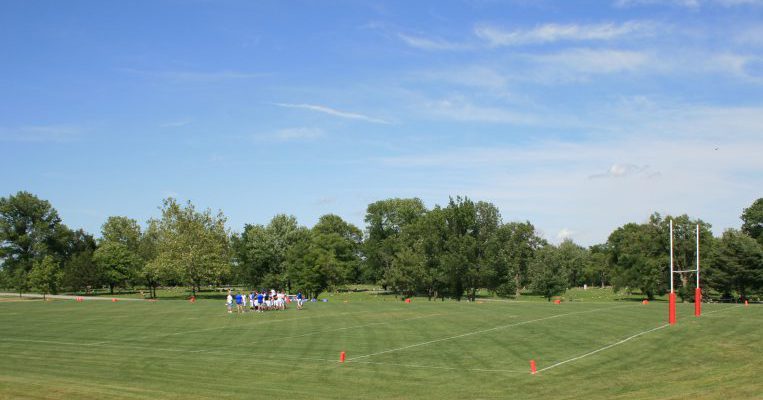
(348, 304, 637, 361)
(536, 304, 745, 374)
(537, 324, 670, 373)
(346, 359, 526, 373)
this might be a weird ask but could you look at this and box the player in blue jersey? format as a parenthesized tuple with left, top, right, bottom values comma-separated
(235, 292, 244, 313)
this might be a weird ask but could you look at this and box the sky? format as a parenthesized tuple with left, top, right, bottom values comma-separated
(1, 0, 762, 246)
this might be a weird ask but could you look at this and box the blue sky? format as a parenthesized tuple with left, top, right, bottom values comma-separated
(1, 0, 762, 245)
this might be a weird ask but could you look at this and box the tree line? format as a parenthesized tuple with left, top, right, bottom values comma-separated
(1, 191, 762, 301)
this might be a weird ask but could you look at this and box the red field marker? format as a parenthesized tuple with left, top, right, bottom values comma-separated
(405, 298, 411, 303)
(553, 299, 561, 305)
(340, 351, 346, 363)
(745, 300, 749, 306)
(694, 288, 701, 317)
(530, 359, 537, 375)
(112, 298, 118, 302)
(642, 300, 649, 305)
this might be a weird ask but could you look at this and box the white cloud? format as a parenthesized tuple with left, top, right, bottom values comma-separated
(474, 21, 652, 46)
(589, 163, 659, 179)
(273, 103, 391, 124)
(557, 228, 575, 241)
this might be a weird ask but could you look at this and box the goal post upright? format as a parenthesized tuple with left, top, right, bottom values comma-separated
(669, 219, 676, 325)
(695, 224, 701, 317)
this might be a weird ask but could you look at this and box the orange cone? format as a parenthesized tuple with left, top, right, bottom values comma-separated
(340, 351, 346, 363)
(530, 360, 537, 375)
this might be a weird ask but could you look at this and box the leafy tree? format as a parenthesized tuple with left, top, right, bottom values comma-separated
(706, 229, 763, 300)
(101, 216, 142, 251)
(28, 256, 63, 300)
(150, 198, 231, 296)
(486, 221, 544, 297)
(741, 198, 763, 246)
(608, 222, 664, 299)
(233, 214, 302, 291)
(0, 191, 70, 294)
(584, 244, 611, 288)
(60, 230, 100, 292)
(558, 239, 589, 288)
(138, 220, 160, 298)
(93, 241, 142, 294)
(529, 245, 568, 300)
(364, 198, 427, 284)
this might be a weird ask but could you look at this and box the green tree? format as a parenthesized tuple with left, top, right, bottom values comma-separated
(150, 198, 231, 296)
(486, 221, 544, 297)
(741, 198, 763, 246)
(0, 191, 70, 294)
(233, 214, 302, 291)
(364, 198, 427, 284)
(529, 245, 568, 300)
(584, 244, 611, 288)
(60, 230, 100, 293)
(558, 239, 589, 288)
(138, 220, 160, 298)
(93, 241, 142, 294)
(28, 256, 63, 300)
(706, 229, 763, 300)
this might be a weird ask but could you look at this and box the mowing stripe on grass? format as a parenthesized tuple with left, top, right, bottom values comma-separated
(133, 310, 377, 340)
(348, 304, 638, 361)
(536, 304, 745, 373)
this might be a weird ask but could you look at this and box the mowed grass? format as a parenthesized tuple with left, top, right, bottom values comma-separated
(0, 293, 760, 400)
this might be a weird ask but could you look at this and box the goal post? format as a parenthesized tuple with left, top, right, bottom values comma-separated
(668, 220, 701, 325)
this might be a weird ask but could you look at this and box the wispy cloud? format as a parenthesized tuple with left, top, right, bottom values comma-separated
(122, 68, 268, 82)
(529, 48, 651, 76)
(418, 96, 538, 124)
(273, 103, 391, 124)
(0, 125, 82, 142)
(397, 33, 469, 51)
(474, 21, 652, 46)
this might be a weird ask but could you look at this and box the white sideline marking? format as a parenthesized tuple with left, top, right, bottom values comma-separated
(702, 305, 744, 315)
(536, 304, 744, 373)
(537, 324, 670, 373)
(348, 304, 636, 361)
(0, 338, 110, 347)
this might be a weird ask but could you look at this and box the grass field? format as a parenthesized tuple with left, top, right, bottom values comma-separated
(0, 292, 760, 399)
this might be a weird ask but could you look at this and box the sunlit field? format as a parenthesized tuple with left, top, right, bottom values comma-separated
(0, 291, 760, 399)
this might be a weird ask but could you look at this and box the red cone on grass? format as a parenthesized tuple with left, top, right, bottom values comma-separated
(340, 351, 346, 363)
(530, 360, 537, 375)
